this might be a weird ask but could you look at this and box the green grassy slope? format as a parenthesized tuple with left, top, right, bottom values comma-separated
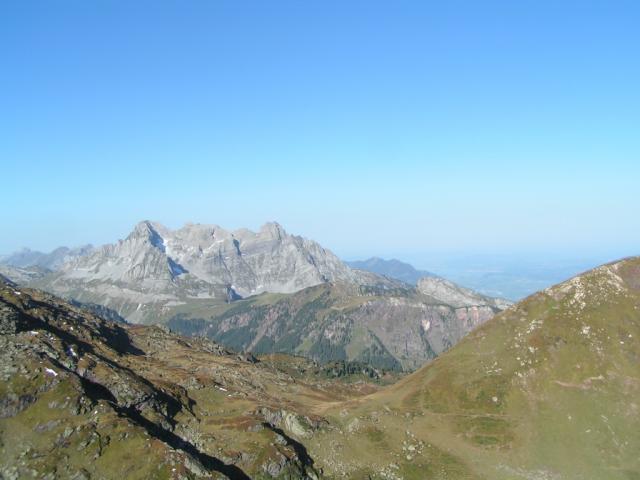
(306, 257, 640, 479)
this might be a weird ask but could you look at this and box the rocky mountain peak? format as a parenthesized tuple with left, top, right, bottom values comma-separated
(259, 221, 286, 240)
(31, 220, 390, 322)
(127, 220, 163, 243)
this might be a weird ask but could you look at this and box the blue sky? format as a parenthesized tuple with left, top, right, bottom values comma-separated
(1, 1, 639, 263)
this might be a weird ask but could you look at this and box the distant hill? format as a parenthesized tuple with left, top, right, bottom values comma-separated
(345, 257, 436, 285)
(0, 245, 93, 270)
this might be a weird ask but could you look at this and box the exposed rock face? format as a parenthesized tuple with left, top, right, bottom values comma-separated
(152, 221, 367, 296)
(345, 294, 503, 369)
(34, 221, 390, 323)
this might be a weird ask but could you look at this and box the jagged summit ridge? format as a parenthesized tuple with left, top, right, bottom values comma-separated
(34, 220, 383, 322)
(120, 219, 362, 295)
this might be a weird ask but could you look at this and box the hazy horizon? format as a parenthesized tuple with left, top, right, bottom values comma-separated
(2, 1, 639, 260)
(2, 217, 636, 262)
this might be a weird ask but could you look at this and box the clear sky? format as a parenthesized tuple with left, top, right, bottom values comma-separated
(2, 1, 639, 262)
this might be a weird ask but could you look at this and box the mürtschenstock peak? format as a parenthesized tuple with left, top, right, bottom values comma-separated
(35, 221, 386, 322)
(24, 220, 511, 370)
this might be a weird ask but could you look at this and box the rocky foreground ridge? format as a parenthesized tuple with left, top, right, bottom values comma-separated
(0, 276, 394, 479)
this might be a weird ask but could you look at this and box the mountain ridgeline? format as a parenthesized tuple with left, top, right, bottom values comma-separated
(2, 221, 510, 370)
(28, 221, 392, 321)
(167, 278, 510, 371)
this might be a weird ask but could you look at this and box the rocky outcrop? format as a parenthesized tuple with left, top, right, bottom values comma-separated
(0, 278, 344, 479)
(3, 258, 638, 479)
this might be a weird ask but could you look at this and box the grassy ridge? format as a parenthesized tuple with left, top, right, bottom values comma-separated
(304, 258, 640, 479)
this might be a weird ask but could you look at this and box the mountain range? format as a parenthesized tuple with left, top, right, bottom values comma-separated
(2, 256, 638, 479)
(29, 220, 393, 318)
(0, 221, 510, 371)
